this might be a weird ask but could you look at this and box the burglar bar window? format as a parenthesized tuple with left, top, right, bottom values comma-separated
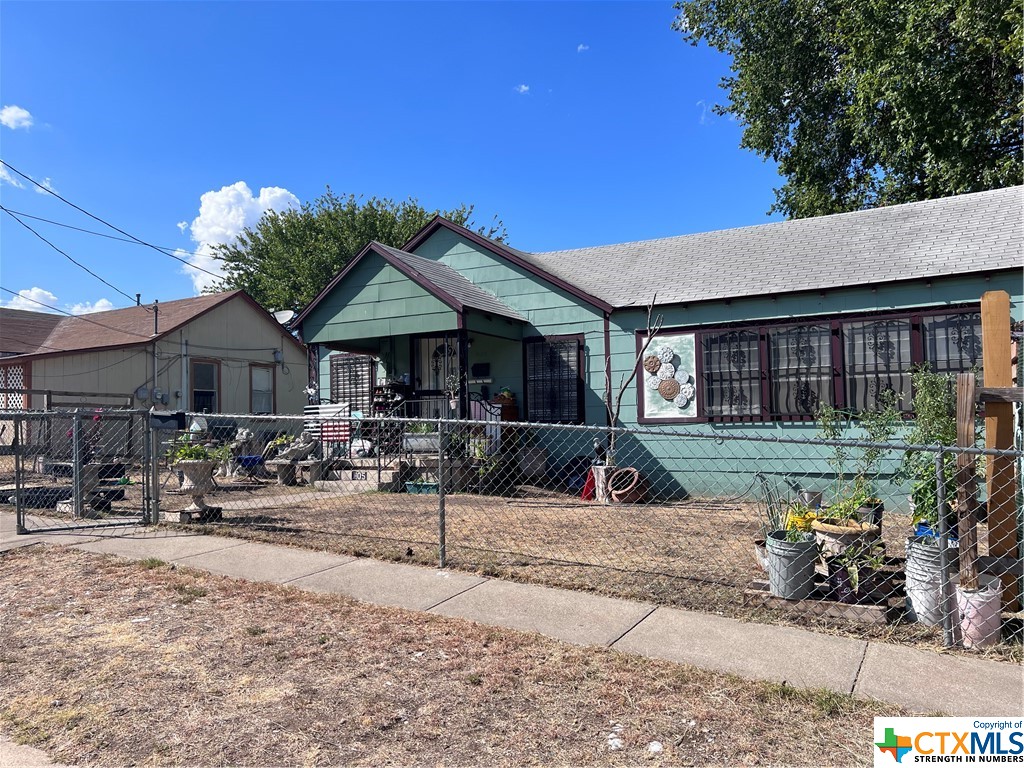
(844, 318, 912, 411)
(923, 312, 983, 378)
(330, 354, 374, 413)
(525, 337, 583, 424)
(673, 308, 981, 423)
(702, 330, 761, 418)
(768, 324, 832, 416)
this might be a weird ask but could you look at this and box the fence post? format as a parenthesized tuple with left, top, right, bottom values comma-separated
(14, 414, 24, 534)
(142, 414, 152, 524)
(936, 448, 957, 648)
(150, 420, 161, 524)
(437, 416, 447, 569)
(72, 409, 83, 520)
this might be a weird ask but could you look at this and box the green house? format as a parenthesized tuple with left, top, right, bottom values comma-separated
(293, 186, 1022, 501)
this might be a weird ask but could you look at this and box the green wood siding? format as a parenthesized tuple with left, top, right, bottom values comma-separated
(411, 228, 609, 424)
(302, 256, 457, 344)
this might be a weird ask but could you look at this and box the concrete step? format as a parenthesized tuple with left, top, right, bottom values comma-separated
(315, 467, 405, 494)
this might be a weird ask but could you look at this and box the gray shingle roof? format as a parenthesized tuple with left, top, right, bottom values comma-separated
(519, 186, 1023, 308)
(372, 243, 526, 322)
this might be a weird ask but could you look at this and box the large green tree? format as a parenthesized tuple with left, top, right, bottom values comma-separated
(210, 189, 506, 312)
(674, 0, 1023, 217)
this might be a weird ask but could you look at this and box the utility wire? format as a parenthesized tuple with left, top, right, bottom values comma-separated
(1, 207, 227, 262)
(0, 159, 226, 280)
(0, 285, 155, 341)
(1, 206, 138, 304)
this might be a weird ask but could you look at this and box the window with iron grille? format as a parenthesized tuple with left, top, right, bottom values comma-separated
(844, 318, 913, 411)
(525, 336, 583, 424)
(702, 330, 761, 418)
(923, 312, 983, 379)
(768, 324, 833, 417)
(676, 307, 982, 423)
(330, 354, 374, 414)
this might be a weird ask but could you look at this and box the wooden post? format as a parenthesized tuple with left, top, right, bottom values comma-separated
(955, 373, 979, 591)
(980, 290, 1017, 608)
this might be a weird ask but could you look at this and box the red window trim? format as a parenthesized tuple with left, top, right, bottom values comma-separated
(636, 304, 981, 424)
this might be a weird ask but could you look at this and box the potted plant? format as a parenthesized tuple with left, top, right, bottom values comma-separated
(826, 543, 885, 604)
(760, 497, 819, 600)
(403, 421, 440, 454)
(812, 391, 899, 552)
(444, 372, 461, 412)
(897, 366, 965, 625)
(811, 488, 881, 557)
(169, 440, 219, 521)
(899, 366, 963, 538)
(765, 515, 819, 601)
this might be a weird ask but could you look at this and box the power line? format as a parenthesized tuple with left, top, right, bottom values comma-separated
(1, 206, 138, 304)
(0, 285, 155, 341)
(1, 207, 227, 263)
(0, 159, 226, 281)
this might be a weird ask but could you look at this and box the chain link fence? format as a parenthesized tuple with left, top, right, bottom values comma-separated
(139, 410, 1021, 655)
(2, 403, 1020, 654)
(2, 408, 151, 532)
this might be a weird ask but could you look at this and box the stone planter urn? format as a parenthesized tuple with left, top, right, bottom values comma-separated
(170, 460, 220, 522)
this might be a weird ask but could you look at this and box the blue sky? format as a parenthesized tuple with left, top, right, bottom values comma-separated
(0, 1, 782, 315)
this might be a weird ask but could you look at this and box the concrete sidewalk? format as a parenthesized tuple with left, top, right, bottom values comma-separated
(2, 517, 1020, 717)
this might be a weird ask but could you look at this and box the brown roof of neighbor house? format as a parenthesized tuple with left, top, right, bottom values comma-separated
(0, 307, 63, 356)
(2, 290, 304, 361)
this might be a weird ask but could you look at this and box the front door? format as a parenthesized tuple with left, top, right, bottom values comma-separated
(411, 333, 461, 418)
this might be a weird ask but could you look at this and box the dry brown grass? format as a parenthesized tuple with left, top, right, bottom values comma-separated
(9, 466, 1020, 663)
(0, 546, 902, 767)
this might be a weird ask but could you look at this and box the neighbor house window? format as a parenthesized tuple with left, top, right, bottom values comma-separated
(250, 364, 275, 414)
(525, 336, 584, 423)
(652, 306, 982, 424)
(191, 360, 219, 413)
(330, 353, 374, 413)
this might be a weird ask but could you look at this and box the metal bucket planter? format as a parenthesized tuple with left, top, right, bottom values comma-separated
(856, 499, 884, 529)
(765, 531, 818, 600)
(753, 539, 768, 572)
(904, 536, 957, 626)
(798, 489, 823, 509)
(955, 574, 1002, 649)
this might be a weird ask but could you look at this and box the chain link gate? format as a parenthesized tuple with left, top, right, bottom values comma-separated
(4, 408, 153, 534)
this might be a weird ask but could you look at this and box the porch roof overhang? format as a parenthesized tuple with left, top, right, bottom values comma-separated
(296, 242, 526, 347)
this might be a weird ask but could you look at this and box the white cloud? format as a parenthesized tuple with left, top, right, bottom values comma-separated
(176, 221, 188, 234)
(33, 177, 57, 195)
(577, 43, 590, 53)
(0, 166, 24, 189)
(0, 105, 33, 130)
(3, 287, 59, 312)
(181, 181, 299, 293)
(514, 84, 530, 95)
(67, 298, 115, 315)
